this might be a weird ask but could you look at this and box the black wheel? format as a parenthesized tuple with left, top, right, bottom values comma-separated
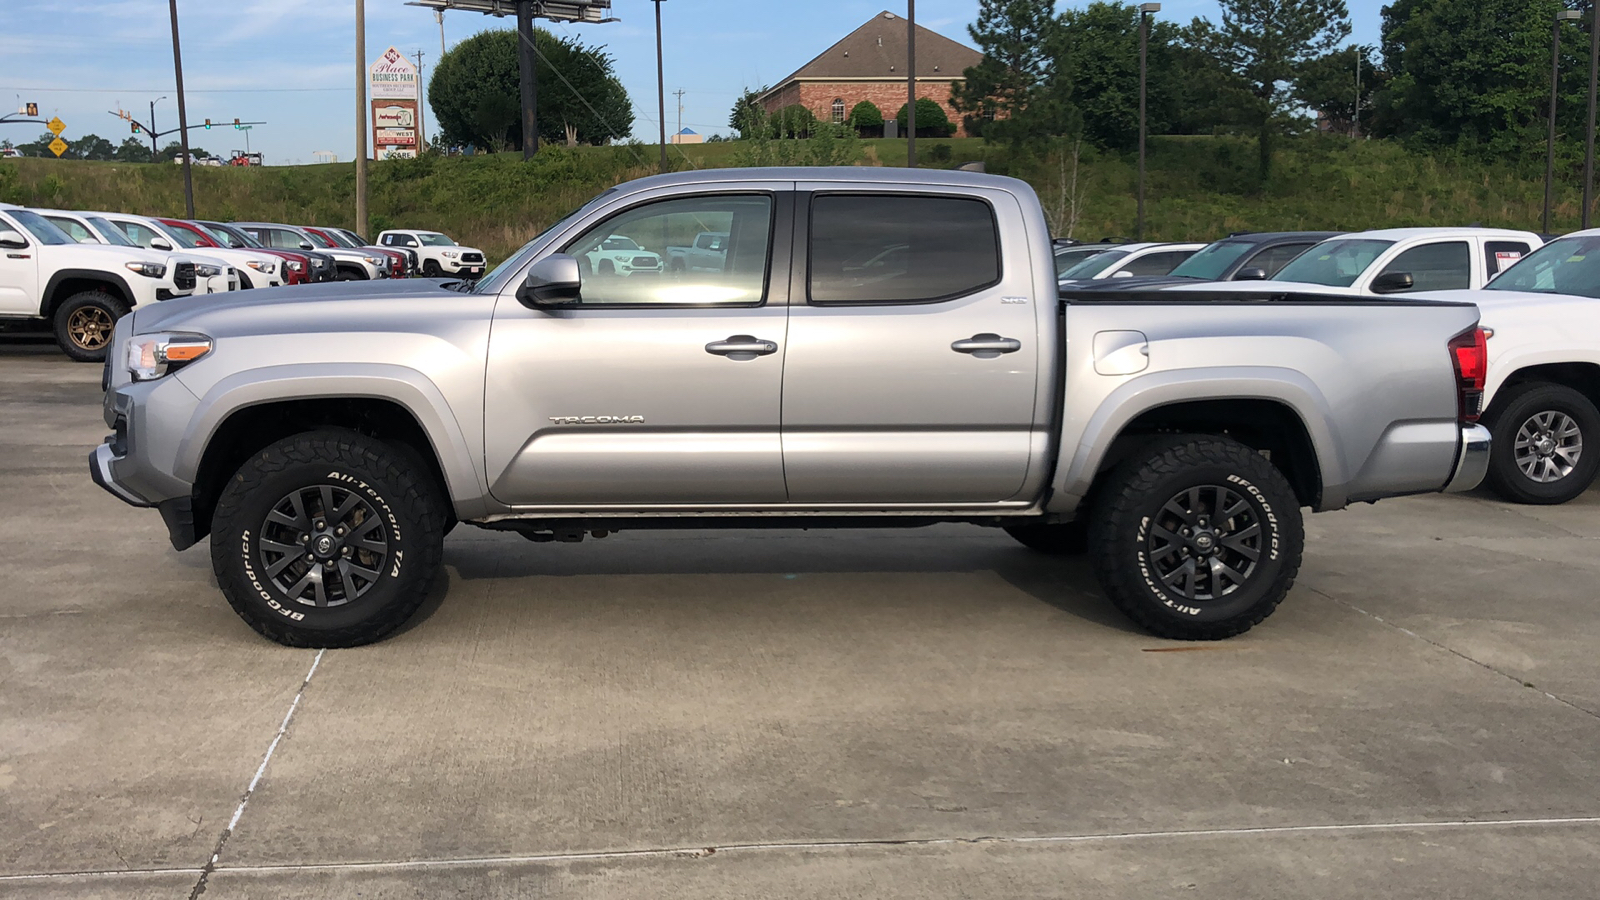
(1004, 521, 1088, 556)
(1483, 382, 1600, 505)
(1088, 435, 1303, 640)
(335, 269, 362, 282)
(422, 259, 442, 277)
(597, 259, 616, 276)
(53, 291, 127, 363)
(210, 429, 445, 647)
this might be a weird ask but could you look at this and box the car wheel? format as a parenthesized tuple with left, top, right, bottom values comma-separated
(597, 259, 615, 276)
(334, 269, 361, 282)
(210, 429, 446, 647)
(422, 259, 442, 277)
(1088, 435, 1304, 640)
(1004, 522, 1088, 555)
(1483, 382, 1600, 505)
(53, 291, 128, 363)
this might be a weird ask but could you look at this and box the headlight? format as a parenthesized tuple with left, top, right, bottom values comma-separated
(287, 260, 304, 271)
(125, 261, 167, 279)
(246, 259, 279, 275)
(364, 255, 385, 265)
(126, 333, 212, 381)
(441, 250, 459, 259)
(195, 263, 223, 278)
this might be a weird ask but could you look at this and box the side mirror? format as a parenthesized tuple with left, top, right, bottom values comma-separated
(299, 241, 315, 251)
(1371, 271, 1415, 294)
(0, 229, 27, 249)
(516, 254, 583, 308)
(150, 237, 173, 251)
(1234, 266, 1268, 281)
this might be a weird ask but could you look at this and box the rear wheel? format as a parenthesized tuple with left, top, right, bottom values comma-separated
(210, 429, 445, 647)
(1483, 382, 1600, 505)
(1088, 435, 1303, 640)
(53, 291, 127, 363)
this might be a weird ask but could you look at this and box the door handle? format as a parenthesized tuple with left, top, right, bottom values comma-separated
(705, 335, 778, 361)
(951, 333, 1022, 359)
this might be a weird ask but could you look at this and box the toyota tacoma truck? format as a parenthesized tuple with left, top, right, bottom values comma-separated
(377, 229, 486, 279)
(90, 168, 1492, 648)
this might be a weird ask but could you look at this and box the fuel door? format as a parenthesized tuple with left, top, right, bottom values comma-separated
(1093, 330, 1150, 376)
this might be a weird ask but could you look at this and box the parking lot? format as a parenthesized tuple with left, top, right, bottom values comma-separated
(2, 336, 1598, 899)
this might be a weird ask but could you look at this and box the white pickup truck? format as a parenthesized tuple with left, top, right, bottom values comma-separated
(0, 204, 201, 361)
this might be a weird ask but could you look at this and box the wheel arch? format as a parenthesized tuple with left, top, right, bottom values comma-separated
(1488, 362, 1600, 420)
(41, 269, 135, 317)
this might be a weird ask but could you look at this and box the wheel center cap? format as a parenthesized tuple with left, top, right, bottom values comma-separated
(1192, 531, 1217, 553)
(313, 534, 337, 557)
(1534, 434, 1556, 456)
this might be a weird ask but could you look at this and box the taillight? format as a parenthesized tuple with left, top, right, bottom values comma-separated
(1448, 326, 1488, 422)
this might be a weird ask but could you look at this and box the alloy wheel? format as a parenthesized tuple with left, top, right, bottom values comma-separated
(1514, 411, 1583, 483)
(1145, 485, 1262, 602)
(67, 307, 114, 351)
(258, 484, 389, 607)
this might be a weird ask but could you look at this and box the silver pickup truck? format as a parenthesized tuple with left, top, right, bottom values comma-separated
(90, 168, 1491, 648)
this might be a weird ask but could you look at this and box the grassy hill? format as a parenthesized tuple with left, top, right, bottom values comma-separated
(1, 135, 1585, 264)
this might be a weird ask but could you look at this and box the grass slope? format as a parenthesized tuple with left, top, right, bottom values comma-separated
(0, 135, 1584, 264)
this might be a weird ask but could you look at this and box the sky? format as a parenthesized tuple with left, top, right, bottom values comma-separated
(1, 0, 1388, 165)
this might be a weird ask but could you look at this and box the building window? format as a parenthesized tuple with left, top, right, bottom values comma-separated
(832, 98, 845, 124)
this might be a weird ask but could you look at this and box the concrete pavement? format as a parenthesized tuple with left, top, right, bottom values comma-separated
(1, 339, 1596, 898)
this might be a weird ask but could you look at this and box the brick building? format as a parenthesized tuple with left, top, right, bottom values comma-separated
(758, 11, 984, 137)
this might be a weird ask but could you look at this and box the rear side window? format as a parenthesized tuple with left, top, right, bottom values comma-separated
(1243, 243, 1312, 277)
(809, 194, 1000, 304)
(1378, 241, 1470, 292)
(1121, 249, 1194, 277)
(1486, 241, 1530, 279)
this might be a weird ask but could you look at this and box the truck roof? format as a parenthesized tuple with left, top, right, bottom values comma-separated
(611, 166, 1031, 197)
(1340, 226, 1541, 241)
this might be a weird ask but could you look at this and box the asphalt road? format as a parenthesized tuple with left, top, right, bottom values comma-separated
(2, 337, 1598, 899)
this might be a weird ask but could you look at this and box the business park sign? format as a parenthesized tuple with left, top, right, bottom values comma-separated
(369, 46, 420, 159)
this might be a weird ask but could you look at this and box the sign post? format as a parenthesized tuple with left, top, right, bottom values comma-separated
(369, 46, 421, 160)
(46, 117, 67, 157)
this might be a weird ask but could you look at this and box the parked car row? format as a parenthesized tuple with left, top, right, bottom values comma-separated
(0, 201, 484, 361)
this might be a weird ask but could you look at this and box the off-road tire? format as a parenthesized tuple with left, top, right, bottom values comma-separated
(1482, 382, 1600, 505)
(210, 429, 445, 647)
(422, 259, 442, 277)
(1004, 522, 1089, 556)
(597, 259, 616, 276)
(1088, 435, 1304, 640)
(53, 291, 127, 363)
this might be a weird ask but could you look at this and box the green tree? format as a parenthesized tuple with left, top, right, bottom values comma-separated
(429, 27, 633, 152)
(729, 86, 769, 138)
(14, 133, 55, 157)
(1189, 0, 1352, 178)
(895, 98, 955, 137)
(68, 134, 115, 161)
(847, 100, 883, 135)
(770, 103, 815, 138)
(114, 137, 155, 163)
(951, 0, 1069, 146)
(1049, 2, 1194, 151)
(1295, 44, 1385, 136)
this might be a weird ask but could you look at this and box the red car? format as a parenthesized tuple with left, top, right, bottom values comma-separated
(166, 219, 323, 286)
(304, 227, 408, 278)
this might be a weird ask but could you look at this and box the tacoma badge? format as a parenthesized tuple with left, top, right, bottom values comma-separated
(548, 415, 645, 425)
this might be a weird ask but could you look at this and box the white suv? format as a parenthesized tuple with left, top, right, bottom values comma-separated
(1057, 242, 1207, 282)
(0, 205, 200, 361)
(378, 229, 486, 278)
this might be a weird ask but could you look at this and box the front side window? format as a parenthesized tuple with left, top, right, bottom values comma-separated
(1244, 243, 1312, 277)
(269, 229, 304, 250)
(6, 210, 72, 245)
(562, 194, 773, 306)
(159, 224, 208, 249)
(1167, 241, 1254, 280)
(1053, 246, 1107, 277)
(1486, 236, 1600, 298)
(114, 220, 165, 249)
(1378, 241, 1469, 292)
(1060, 249, 1129, 281)
(810, 194, 1000, 303)
(1122, 249, 1195, 277)
(44, 216, 93, 243)
(1274, 239, 1395, 287)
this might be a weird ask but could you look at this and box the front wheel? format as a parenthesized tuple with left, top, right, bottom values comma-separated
(1088, 436, 1303, 640)
(421, 259, 442, 277)
(53, 291, 127, 363)
(1483, 383, 1600, 505)
(210, 429, 445, 647)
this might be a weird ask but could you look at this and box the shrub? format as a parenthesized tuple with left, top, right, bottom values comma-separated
(895, 98, 955, 138)
(848, 101, 884, 135)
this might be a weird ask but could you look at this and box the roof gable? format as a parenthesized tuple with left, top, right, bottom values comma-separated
(772, 10, 982, 86)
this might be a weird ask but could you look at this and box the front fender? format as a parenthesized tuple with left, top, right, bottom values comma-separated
(176, 363, 490, 521)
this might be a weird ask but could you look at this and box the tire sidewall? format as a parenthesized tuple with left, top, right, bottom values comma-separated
(53, 291, 124, 363)
(1486, 385, 1600, 504)
(214, 455, 429, 637)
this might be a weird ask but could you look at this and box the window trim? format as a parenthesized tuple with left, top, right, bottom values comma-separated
(804, 191, 1004, 307)
(545, 189, 783, 310)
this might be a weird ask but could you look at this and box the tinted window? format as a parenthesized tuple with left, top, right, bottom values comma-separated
(1053, 246, 1108, 277)
(809, 194, 1000, 304)
(1486, 241, 1531, 279)
(44, 216, 93, 242)
(268, 229, 304, 250)
(1168, 241, 1254, 279)
(1121, 249, 1195, 277)
(1244, 243, 1313, 277)
(1275, 239, 1395, 287)
(6, 210, 72, 245)
(564, 194, 772, 306)
(1486, 236, 1600, 298)
(1060, 249, 1128, 280)
(1378, 241, 1469, 292)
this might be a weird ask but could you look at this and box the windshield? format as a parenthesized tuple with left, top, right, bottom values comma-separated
(1060, 250, 1129, 280)
(5, 210, 72, 245)
(1486, 236, 1600, 298)
(1052, 246, 1106, 277)
(87, 217, 137, 246)
(339, 229, 370, 246)
(474, 189, 618, 294)
(1168, 240, 1255, 280)
(318, 229, 360, 248)
(418, 232, 456, 247)
(302, 230, 337, 249)
(197, 222, 260, 249)
(1273, 239, 1394, 287)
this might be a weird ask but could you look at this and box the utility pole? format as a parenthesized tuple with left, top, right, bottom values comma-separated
(168, 0, 195, 217)
(1586, 13, 1598, 230)
(149, 97, 165, 159)
(654, 0, 667, 173)
(1547, 10, 1581, 233)
(1353, 49, 1361, 139)
(356, 0, 368, 236)
(414, 49, 428, 152)
(906, 0, 916, 168)
(672, 88, 685, 142)
(1137, 3, 1159, 241)
(516, 0, 538, 159)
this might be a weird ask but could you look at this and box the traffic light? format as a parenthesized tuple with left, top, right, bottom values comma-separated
(233, 118, 241, 129)
(26, 102, 38, 117)
(132, 122, 142, 134)
(204, 118, 212, 129)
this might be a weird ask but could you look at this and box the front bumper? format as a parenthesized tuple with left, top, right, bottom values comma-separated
(441, 257, 485, 277)
(90, 442, 151, 507)
(1444, 424, 1493, 492)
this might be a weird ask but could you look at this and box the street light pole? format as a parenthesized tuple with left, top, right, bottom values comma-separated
(1586, 11, 1598, 230)
(1137, 3, 1159, 241)
(906, 0, 916, 168)
(1547, 10, 1581, 234)
(356, 0, 369, 236)
(167, 0, 195, 218)
(149, 96, 165, 159)
(654, 0, 667, 173)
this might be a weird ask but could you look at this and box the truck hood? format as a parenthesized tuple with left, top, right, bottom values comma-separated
(132, 277, 470, 335)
